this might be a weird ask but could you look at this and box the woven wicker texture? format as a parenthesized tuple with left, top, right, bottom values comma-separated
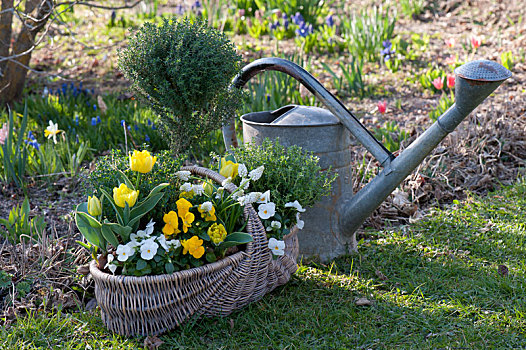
(90, 165, 299, 336)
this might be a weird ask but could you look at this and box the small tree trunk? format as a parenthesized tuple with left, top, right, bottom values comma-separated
(0, 0, 54, 105)
(0, 0, 15, 77)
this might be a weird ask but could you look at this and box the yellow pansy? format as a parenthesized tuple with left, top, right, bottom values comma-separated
(87, 195, 102, 216)
(207, 223, 227, 245)
(162, 211, 181, 237)
(219, 158, 239, 179)
(181, 236, 205, 259)
(112, 183, 139, 208)
(129, 150, 157, 173)
(176, 198, 194, 232)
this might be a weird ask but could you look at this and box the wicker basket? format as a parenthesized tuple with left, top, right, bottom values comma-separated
(89, 166, 299, 336)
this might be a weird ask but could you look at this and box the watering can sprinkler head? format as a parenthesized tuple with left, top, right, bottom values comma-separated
(454, 60, 512, 116)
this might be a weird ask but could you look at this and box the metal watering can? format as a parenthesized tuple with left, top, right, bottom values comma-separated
(222, 57, 511, 261)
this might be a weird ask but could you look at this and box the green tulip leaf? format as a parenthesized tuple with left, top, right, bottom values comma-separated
(99, 188, 124, 226)
(105, 223, 132, 242)
(217, 232, 253, 249)
(128, 192, 164, 227)
(75, 207, 104, 250)
(101, 224, 120, 248)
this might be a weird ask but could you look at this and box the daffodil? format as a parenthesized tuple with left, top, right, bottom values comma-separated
(162, 211, 181, 237)
(129, 150, 157, 173)
(181, 236, 205, 259)
(198, 201, 216, 221)
(207, 223, 227, 245)
(219, 157, 239, 179)
(87, 195, 102, 216)
(113, 183, 139, 208)
(44, 120, 62, 144)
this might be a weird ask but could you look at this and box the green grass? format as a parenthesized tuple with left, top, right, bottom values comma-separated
(2, 179, 525, 349)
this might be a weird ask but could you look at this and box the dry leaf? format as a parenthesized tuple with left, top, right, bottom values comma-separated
(375, 270, 387, 281)
(355, 297, 373, 306)
(97, 95, 108, 115)
(144, 335, 164, 350)
(498, 264, 509, 276)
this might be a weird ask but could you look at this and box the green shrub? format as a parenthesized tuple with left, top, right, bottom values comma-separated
(228, 138, 337, 212)
(85, 149, 186, 224)
(118, 17, 244, 154)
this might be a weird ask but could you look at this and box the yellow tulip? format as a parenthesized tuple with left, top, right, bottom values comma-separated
(181, 236, 205, 259)
(207, 223, 227, 245)
(129, 150, 157, 173)
(87, 195, 102, 216)
(113, 183, 139, 208)
(219, 157, 239, 179)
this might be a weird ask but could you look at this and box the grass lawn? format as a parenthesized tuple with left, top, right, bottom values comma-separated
(2, 179, 525, 349)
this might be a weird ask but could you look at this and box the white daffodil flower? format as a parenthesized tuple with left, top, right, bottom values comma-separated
(249, 166, 264, 181)
(44, 120, 62, 144)
(285, 200, 306, 212)
(257, 190, 270, 204)
(238, 163, 248, 178)
(296, 212, 304, 230)
(175, 170, 191, 181)
(140, 239, 159, 260)
(116, 244, 135, 262)
(258, 202, 276, 220)
(268, 237, 285, 256)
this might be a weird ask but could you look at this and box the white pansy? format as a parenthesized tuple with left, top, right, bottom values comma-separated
(238, 163, 248, 177)
(166, 239, 181, 249)
(258, 202, 276, 220)
(156, 234, 169, 252)
(249, 166, 264, 181)
(133, 219, 155, 239)
(175, 170, 191, 181)
(221, 177, 232, 186)
(271, 221, 282, 229)
(296, 212, 304, 230)
(257, 190, 270, 204)
(116, 244, 135, 262)
(192, 184, 204, 196)
(104, 254, 117, 274)
(140, 239, 159, 260)
(180, 182, 192, 192)
(268, 237, 285, 256)
(200, 201, 213, 212)
(285, 200, 306, 212)
(126, 240, 139, 250)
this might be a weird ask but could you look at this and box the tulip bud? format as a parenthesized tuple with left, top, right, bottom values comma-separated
(87, 195, 102, 216)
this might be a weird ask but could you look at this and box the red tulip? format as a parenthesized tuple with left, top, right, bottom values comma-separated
(377, 100, 387, 114)
(447, 75, 455, 89)
(432, 77, 443, 90)
(471, 36, 481, 49)
(445, 55, 456, 66)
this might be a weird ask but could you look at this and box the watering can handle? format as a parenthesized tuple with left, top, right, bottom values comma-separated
(223, 57, 395, 166)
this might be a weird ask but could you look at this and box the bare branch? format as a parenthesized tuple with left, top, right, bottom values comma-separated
(55, 0, 143, 11)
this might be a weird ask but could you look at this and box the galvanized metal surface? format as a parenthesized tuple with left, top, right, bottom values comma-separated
(222, 57, 394, 166)
(224, 57, 511, 261)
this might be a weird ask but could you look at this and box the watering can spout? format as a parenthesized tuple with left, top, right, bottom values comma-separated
(340, 60, 512, 237)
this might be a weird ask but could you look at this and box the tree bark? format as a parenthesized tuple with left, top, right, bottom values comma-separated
(0, 0, 54, 105)
(0, 0, 15, 78)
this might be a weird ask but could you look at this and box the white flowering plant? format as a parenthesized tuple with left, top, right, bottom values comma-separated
(216, 154, 314, 258)
(76, 149, 254, 277)
(224, 139, 337, 256)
